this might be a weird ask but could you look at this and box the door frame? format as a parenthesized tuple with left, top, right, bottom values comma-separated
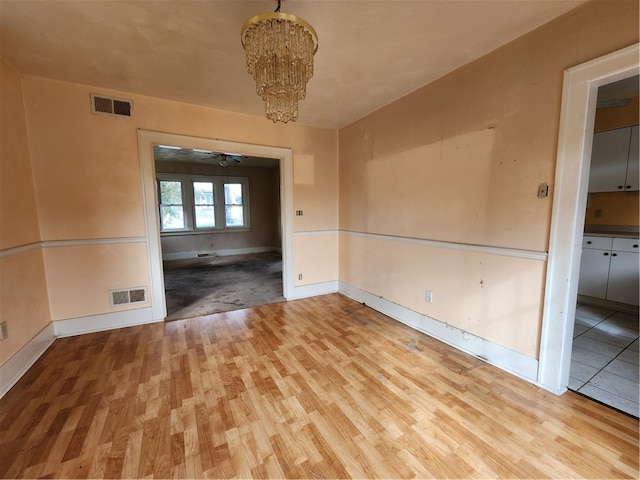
(538, 43, 639, 394)
(138, 130, 294, 321)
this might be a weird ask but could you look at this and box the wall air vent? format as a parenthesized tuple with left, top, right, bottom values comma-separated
(91, 94, 132, 117)
(109, 287, 148, 307)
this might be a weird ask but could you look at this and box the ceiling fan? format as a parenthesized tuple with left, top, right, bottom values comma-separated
(154, 144, 249, 166)
(191, 149, 246, 166)
(216, 153, 245, 167)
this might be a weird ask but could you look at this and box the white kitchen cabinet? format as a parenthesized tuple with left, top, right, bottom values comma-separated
(578, 235, 639, 306)
(578, 236, 613, 299)
(578, 247, 612, 298)
(588, 125, 638, 192)
(606, 238, 640, 306)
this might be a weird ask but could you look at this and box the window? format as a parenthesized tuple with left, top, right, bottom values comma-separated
(224, 183, 244, 227)
(159, 180, 185, 230)
(157, 174, 249, 233)
(193, 181, 215, 228)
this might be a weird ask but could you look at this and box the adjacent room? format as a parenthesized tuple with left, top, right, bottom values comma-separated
(570, 76, 639, 417)
(1, 0, 638, 477)
(153, 145, 285, 320)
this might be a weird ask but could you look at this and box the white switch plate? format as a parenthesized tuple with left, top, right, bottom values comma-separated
(425, 290, 433, 303)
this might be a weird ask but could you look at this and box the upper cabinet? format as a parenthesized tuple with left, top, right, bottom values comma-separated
(588, 125, 639, 192)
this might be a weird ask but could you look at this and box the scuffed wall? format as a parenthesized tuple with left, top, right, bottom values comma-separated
(338, 0, 639, 359)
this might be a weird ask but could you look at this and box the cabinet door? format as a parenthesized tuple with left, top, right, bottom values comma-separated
(578, 248, 611, 298)
(606, 252, 639, 306)
(625, 125, 639, 191)
(588, 127, 632, 192)
(612, 237, 640, 253)
(583, 235, 613, 250)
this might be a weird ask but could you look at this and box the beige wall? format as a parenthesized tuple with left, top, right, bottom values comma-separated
(43, 243, 150, 320)
(156, 162, 281, 255)
(1, 61, 41, 250)
(294, 233, 339, 287)
(338, 0, 639, 359)
(594, 96, 639, 133)
(339, 234, 546, 358)
(0, 60, 52, 364)
(585, 192, 639, 227)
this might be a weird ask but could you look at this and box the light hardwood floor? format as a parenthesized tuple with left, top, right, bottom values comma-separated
(1, 293, 638, 478)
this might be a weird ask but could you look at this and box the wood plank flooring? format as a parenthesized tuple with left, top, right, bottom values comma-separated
(1, 293, 638, 478)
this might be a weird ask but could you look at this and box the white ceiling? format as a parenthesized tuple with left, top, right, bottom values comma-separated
(1, 0, 587, 129)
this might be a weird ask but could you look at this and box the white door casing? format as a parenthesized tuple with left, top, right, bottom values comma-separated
(538, 43, 639, 394)
(137, 130, 295, 321)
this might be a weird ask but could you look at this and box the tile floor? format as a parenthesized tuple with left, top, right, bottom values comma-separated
(569, 304, 639, 418)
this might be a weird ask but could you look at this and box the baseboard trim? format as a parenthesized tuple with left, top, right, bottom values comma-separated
(577, 295, 639, 314)
(162, 246, 279, 261)
(54, 306, 161, 338)
(289, 281, 339, 300)
(339, 282, 539, 383)
(0, 323, 56, 399)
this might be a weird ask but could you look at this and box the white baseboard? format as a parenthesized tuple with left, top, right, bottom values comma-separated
(577, 295, 639, 314)
(339, 282, 539, 383)
(162, 246, 280, 261)
(0, 322, 56, 399)
(54, 306, 161, 338)
(289, 281, 339, 300)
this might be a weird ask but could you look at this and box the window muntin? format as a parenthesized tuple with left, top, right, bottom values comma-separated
(157, 174, 249, 233)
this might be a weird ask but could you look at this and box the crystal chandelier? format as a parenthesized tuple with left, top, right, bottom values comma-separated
(241, 0, 318, 123)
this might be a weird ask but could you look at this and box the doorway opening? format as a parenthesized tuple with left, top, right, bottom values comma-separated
(567, 75, 639, 417)
(138, 131, 295, 322)
(538, 43, 639, 395)
(153, 145, 285, 319)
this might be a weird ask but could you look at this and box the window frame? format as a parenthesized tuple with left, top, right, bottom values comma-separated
(157, 173, 250, 235)
(192, 180, 216, 229)
(157, 178, 188, 232)
(223, 181, 248, 228)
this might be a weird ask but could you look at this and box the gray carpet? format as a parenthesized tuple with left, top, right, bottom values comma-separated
(163, 251, 284, 321)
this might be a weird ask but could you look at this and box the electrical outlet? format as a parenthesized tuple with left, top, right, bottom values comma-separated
(298, 274, 303, 280)
(0, 321, 7, 341)
(425, 290, 433, 303)
(209, 242, 215, 248)
(296, 210, 304, 216)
